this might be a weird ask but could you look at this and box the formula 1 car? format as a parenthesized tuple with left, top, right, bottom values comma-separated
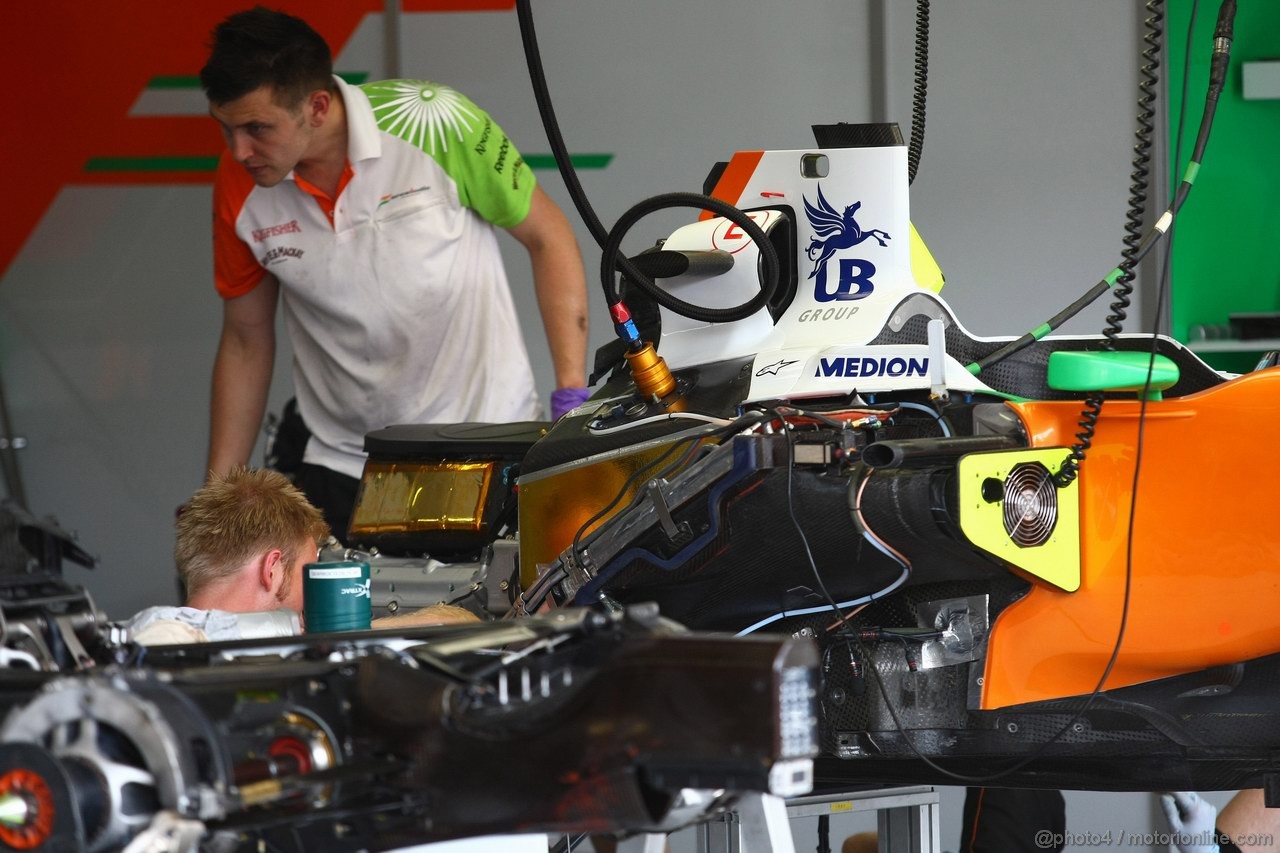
(345, 105, 1280, 797)
(0, 610, 818, 853)
(488, 0, 1277, 797)
(0, 505, 818, 852)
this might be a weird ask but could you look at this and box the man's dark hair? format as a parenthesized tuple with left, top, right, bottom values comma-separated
(200, 6, 334, 108)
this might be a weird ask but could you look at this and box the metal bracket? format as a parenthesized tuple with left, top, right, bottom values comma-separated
(645, 479, 693, 545)
(696, 786, 941, 853)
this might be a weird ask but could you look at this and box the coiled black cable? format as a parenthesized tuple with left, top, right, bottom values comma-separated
(967, 0, 1235, 382)
(907, 0, 930, 186)
(1053, 0, 1164, 488)
(601, 193, 779, 324)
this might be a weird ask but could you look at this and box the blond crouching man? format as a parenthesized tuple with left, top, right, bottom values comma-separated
(127, 468, 477, 644)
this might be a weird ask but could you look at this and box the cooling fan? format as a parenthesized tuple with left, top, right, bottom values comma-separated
(1002, 462, 1058, 547)
(957, 449, 1081, 592)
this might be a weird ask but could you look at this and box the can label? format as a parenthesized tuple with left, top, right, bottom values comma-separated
(304, 561, 373, 632)
(308, 566, 363, 579)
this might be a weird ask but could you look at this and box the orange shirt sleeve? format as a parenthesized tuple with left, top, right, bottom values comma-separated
(212, 152, 266, 299)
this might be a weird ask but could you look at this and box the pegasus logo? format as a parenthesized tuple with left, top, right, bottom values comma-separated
(803, 186, 890, 303)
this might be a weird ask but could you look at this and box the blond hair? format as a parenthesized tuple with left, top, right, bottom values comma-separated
(374, 603, 482, 629)
(177, 468, 329, 599)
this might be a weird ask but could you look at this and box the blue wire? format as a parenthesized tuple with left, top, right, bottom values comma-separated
(895, 401, 952, 436)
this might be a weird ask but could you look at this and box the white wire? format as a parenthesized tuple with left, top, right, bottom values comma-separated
(586, 409, 737, 432)
(735, 566, 909, 637)
(895, 401, 952, 436)
(736, 469, 913, 637)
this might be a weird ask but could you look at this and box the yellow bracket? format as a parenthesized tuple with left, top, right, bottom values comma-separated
(909, 222, 944, 293)
(957, 448, 1080, 592)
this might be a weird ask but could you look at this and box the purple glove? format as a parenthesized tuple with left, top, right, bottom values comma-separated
(550, 387, 591, 420)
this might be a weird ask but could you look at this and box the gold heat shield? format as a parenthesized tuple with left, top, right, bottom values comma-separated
(349, 461, 495, 536)
(517, 436, 711, 590)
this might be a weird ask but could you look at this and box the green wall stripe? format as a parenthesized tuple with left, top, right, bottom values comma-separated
(85, 156, 220, 172)
(147, 75, 201, 89)
(526, 154, 613, 170)
(146, 71, 369, 89)
(85, 153, 613, 173)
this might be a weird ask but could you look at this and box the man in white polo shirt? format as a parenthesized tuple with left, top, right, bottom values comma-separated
(200, 7, 590, 540)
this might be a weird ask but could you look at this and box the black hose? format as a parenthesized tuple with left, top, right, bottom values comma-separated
(817, 814, 831, 853)
(1053, 0, 1163, 488)
(515, 0, 668, 304)
(0, 368, 26, 509)
(627, 249, 735, 280)
(515, 0, 606, 247)
(601, 193, 780, 324)
(516, 0, 778, 327)
(907, 0, 930, 185)
(861, 434, 1024, 470)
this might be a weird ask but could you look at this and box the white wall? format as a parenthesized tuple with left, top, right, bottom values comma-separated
(3, 1, 1161, 614)
(883, 0, 1161, 336)
(2, 3, 1193, 845)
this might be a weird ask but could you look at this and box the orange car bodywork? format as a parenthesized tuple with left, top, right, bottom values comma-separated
(980, 365, 1280, 710)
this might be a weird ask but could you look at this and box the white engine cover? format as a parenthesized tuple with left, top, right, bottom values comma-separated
(652, 143, 990, 400)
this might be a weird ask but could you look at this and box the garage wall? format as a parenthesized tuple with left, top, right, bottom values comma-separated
(2, 0, 1164, 613)
(1166, 0, 1280, 371)
(0, 1, 1224, 848)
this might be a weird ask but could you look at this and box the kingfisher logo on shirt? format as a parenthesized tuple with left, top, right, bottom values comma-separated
(260, 246, 305, 266)
(251, 219, 302, 243)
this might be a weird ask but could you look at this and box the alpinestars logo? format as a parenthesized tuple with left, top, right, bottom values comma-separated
(755, 359, 798, 377)
(804, 185, 890, 303)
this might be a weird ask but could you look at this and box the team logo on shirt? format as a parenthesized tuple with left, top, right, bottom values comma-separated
(251, 219, 301, 243)
(260, 246, 304, 266)
(377, 186, 431, 209)
(370, 82, 477, 155)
